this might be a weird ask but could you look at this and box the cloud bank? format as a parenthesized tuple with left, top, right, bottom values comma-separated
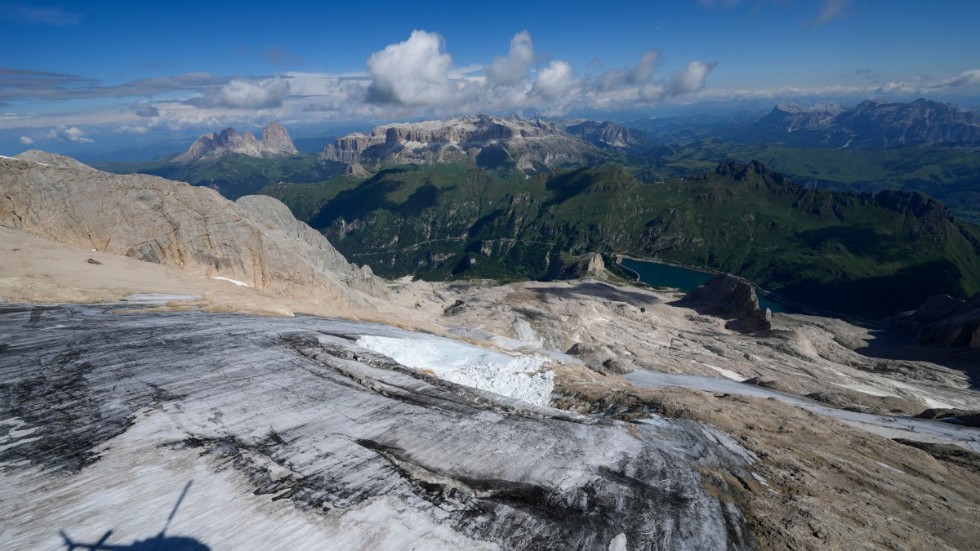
(4, 26, 978, 150)
(359, 30, 714, 116)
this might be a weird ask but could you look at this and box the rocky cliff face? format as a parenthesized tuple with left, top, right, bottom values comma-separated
(0, 152, 385, 307)
(320, 115, 604, 172)
(175, 121, 298, 163)
(674, 274, 772, 333)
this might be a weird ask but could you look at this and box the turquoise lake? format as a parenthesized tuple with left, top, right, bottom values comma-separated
(619, 258, 790, 314)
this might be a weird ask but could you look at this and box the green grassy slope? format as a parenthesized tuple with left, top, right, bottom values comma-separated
(266, 160, 980, 319)
(639, 140, 980, 223)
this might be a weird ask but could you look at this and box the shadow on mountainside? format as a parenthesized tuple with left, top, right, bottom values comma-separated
(529, 281, 663, 308)
(854, 329, 980, 391)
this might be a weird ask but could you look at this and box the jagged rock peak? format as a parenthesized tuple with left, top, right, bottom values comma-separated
(175, 121, 298, 163)
(261, 121, 296, 152)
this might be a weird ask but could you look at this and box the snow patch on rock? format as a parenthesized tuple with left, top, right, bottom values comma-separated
(696, 360, 746, 382)
(211, 276, 250, 287)
(357, 335, 554, 407)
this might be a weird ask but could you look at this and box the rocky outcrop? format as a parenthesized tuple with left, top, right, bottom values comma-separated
(175, 121, 298, 163)
(320, 114, 603, 172)
(547, 252, 606, 280)
(0, 152, 385, 308)
(889, 293, 980, 348)
(674, 274, 772, 333)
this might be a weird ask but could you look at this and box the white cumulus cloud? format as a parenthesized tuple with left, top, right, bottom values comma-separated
(667, 60, 716, 95)
(533, 61, 577, 100)
(598, 51, 662, 91)
(42, 125, 93, 143)
(366, 30, 459, 107)
(487, 31, 534, 87)
(19, 135, 33, 144)
(211, 77, 291, 109)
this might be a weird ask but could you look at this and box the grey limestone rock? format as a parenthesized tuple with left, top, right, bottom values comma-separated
(0, 154, 386, 305)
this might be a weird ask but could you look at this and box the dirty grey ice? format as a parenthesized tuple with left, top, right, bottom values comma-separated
(0, 302, 756, 550)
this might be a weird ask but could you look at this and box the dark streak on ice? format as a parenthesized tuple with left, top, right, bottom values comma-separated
(0, 303, 757, 550)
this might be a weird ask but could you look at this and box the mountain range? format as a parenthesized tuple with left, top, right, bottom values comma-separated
(319, 114, 611, 172)
(753, 98, 980, 148)
(262, 157, 980, 319)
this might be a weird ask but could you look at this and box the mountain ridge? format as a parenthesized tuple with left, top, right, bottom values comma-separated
(755, 98, 980, 148)
(320, 114, 609, 173)
(265, 158, 980, 319)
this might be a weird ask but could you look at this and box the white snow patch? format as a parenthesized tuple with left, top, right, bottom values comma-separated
(210, 276, 250, 287)
(356, 335, 554, 407)
(922, 397, 954, 409)
(695, 360, 746, 382)
(125, 293, 201, 304)
(835, 383, 896, 398)
(876, 461, 905, 475)
(608, 532, 628, 551)
(890, 381, 954, 409)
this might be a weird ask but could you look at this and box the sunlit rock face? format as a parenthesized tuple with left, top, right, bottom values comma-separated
(0, 154, 387, 306)
(0, 303, 756, 550)
(320, 114, 604, 172)
(175, 122, 298, 163)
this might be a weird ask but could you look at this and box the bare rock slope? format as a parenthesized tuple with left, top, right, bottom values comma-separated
(0, 152, 385, 309)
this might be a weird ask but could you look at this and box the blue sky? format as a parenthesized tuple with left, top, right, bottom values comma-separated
(2, 0, 980, 156)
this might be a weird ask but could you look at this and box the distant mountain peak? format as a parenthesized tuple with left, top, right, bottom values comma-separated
(563, 120, 643, 148)
(775, 103, 804, 113)
(320, 114, 604, 172)
(175, 121, 298, 163)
